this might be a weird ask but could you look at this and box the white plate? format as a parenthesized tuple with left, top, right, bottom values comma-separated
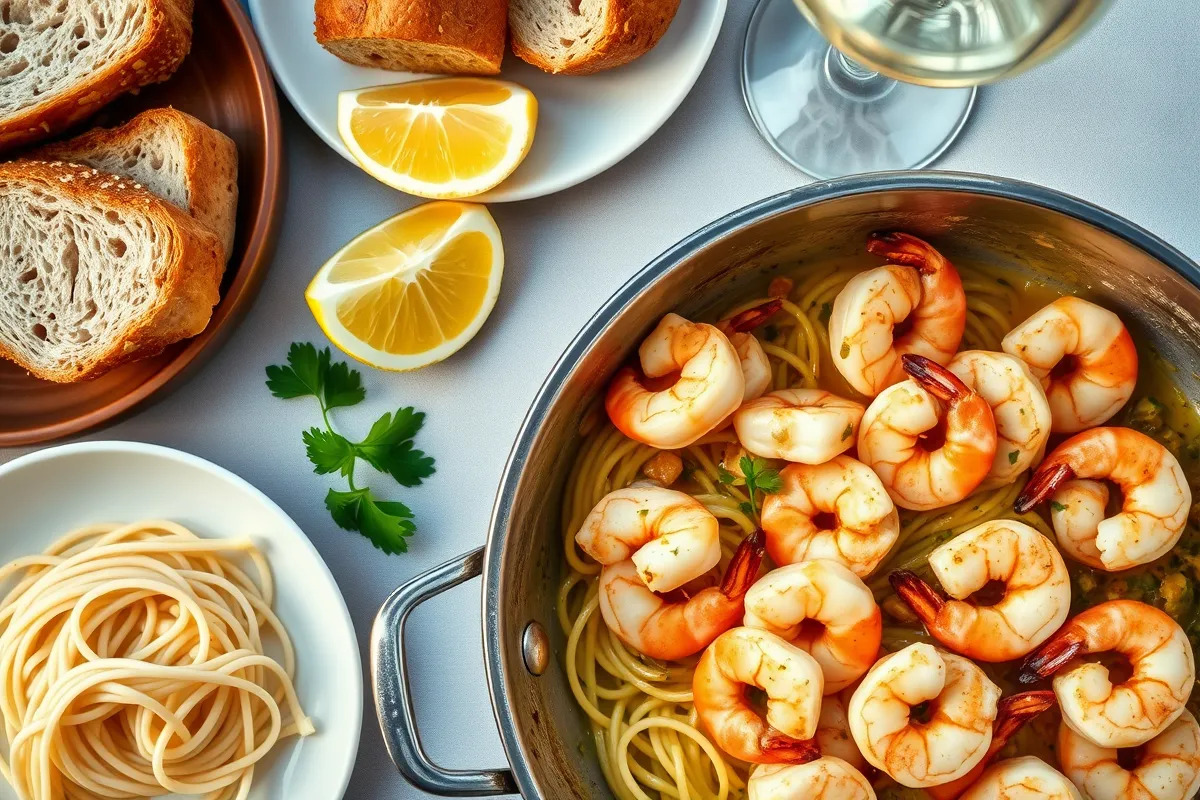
(246, 0, 727, 202)
(0, 442, 361, 800)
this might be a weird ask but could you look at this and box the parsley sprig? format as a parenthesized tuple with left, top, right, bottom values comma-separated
(718, 456, 783, 519)
(266, 343, 435, 555)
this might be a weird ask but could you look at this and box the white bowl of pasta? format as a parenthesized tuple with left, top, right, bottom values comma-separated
(0, 441, 361, 800)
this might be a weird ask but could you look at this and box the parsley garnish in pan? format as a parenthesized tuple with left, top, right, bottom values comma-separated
(266, 343, 435, 554)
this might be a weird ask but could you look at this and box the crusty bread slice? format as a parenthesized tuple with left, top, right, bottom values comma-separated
(509, 0, 680, 75)
(0, 0, 194, 153)
(0, 160, 223, 383)
(315, 0, 506, 74)
(30, 108, 239, 260)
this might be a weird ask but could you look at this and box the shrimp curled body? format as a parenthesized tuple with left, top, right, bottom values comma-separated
(733, 389, 865, 465)
(1001, 296, 1138, 433)
(830, 233, 966, 397)
(857, 355, 998, 511)
(959, 757, 1083, 800)
(748, 759, 876, 800)
(1016, 427, 1191, 571)
(606, 313, 745, 449)
(848, 642, 1002, 788)
(744, 560, 883, 693)
(1018, 600, 1196, 748)
(1057, 711, 1200, 800)
(890, 520, 1071, 662)
(694, 627, 824, 765)
(760, 456, 900, 577)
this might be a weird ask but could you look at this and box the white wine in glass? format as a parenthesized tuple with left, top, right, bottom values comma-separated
(742, 0, 1112, 178)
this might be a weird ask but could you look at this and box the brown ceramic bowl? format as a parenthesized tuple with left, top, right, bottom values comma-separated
(0, 0, 284, 446)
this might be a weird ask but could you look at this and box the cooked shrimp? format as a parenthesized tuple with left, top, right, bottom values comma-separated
(1001, 297, 1138, 433)
(830, 232, 966, 397)
(1058, 710, 1200, 800)
(744, 560, 882, 692)
(605, 313, 745, 449)
(890, 520, 1071, 662)
(598, 531, 765, 660)
(947, 350, 1052, 489)
(926, 691, 1057, 800)
(760, 456, 900, 577)
(748, 759, 876, 800)
(733, 389, 866, 464)
(848, 642, 1002, 788)
(694, 626, 824, 764)
(1015, 427, 1191, 571)
(575, 486, 721, 593)
(1018, 600, 1195, 748)
(959, 757, 1083, 800)
(1047, 479, 1110, 569)
(816, 694, 868, 771)
(720, 299, 782, 403)
(857, 354, 998, 511)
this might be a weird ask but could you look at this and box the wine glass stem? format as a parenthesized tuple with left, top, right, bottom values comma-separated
(824, 47, 897, 102)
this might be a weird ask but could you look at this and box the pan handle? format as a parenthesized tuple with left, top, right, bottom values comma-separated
(371, 547, 518, 796)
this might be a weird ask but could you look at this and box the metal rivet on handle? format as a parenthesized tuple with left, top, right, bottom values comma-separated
(521, 621, 549, 676)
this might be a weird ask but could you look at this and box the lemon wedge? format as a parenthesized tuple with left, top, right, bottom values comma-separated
(306, 201, 503, 371)
(338, 78, 537, 199)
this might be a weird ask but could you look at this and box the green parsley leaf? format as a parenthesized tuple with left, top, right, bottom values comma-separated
(265, 342, 326, 399)
(265, 342, 365, 409)
(323, 359, 365, 409)
(1008, 450, 1020, 465)
(1050, 500, 1067, 513)
(739, 501, 755, 516)
(754, 467, 783, 495)
(303, 427, 356, 476)
(717, 466, 736, 485)
(738, 456, 782, 518)
(325, 488, 415, 555)
(355, 408, 435, 486)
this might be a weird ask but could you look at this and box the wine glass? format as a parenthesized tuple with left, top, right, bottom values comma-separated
(742, 0, 1112, 179)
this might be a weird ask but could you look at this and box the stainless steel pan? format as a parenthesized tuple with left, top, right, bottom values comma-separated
(371, 172, 1200, 797)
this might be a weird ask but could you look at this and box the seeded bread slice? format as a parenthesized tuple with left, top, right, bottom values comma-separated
(31, 108, 239, 260)
(0, 0, 194, 153)
(315, 0, 507, 75)
(0, 160, 224, 382)
(508, 0, 681, 75)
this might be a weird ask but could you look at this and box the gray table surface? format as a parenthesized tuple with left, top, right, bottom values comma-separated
(5, 0, 1200, 797)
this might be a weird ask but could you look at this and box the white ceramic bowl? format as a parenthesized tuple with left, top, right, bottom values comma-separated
(0, 442, 361, 800)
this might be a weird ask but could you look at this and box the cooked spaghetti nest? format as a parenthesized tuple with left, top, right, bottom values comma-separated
(0, 520, 312, 800)
(557, 261, 1057, 800)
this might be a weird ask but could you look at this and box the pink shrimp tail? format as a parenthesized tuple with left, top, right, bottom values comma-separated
(721, 530, 766, 598)
(758, 727, 821, 765)
(926, 690, 1057, 800)
(866, 232, 938, 273)
(724, 299, 783, 334)
(1014, 461, 1076, 513)
(889, 570, 946, 624)
(901, 354, 973, 402)
(1017, 627, 1085, 685)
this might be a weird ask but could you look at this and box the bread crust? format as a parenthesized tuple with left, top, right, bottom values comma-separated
(510, 0, 681, 75)
(0, 160, 224, 383)
(0, 0, 195, 153)
(315, 0, 506, 74)
(31, 108, 240, 261)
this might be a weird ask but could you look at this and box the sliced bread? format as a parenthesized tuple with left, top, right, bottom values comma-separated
(508, 0, 681, 75)
(315, 0, 506, 74)
(0, 160, 223, 383)
(0, 0, 194, 153)
(30, 108, 239, 260)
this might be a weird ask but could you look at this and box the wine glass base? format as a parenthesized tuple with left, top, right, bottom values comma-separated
(741, 0, 977, 180)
